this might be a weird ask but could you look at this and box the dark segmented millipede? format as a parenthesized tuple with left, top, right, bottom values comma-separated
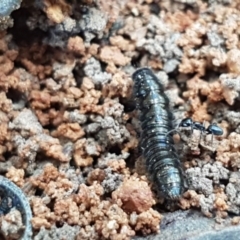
(132, 67, 184, 200)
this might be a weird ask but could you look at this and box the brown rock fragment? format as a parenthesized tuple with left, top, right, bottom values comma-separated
(30, 90, 51, 110)
(133, 208, 162, 235)
(232, 217, 240, 225)
(54, 198, 80, 225)
(45, 5, 65, 24)
(52, 123, 85, 142)
(110, 36, 135, 51)
(87, 169, 106, 185)
(38, 137, 68, 162)
(99, 46, 131, 66)
(0, 209, 24, 239)
(67, 36, 86, 55)
(31, 217, 51, 229)
(112, 176, 155, 213)
(30, 196, 56, 229)
(226, 49, 240, 74)
(6, 166, 25, 187)
(179, 190, 201, 209)
(30, 164, 73, 199)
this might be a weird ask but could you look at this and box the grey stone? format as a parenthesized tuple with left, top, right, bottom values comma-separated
(134, 210, 240, 240)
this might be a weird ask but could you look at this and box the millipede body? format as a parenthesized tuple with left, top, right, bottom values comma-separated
(132, 67, 184, 200)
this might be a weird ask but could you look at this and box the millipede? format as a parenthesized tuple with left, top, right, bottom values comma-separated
(132, 67, 184, 200)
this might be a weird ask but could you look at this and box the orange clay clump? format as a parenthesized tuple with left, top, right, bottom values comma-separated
(0, 209, 24, 239)
(112, 175, 155, 213)
(51, 123, 85, 142)
(102, 71, 132, 99)
(30, 90, 51, 110)
(45, 5, 65, 23)
(232, 217, 240, 225)
(99, 46, 131, 66)
(74, 183, 135, 239)
(67, 36, 86, 55)
(30, 164, 73, 199)
(133, 208, 162, 236)
(31, 196, 56, 229)
(107, 159, 127, 173)
(43, 0, 71, 24)
(87, 169, 106, 185)
(0, 122, 10, 144)
(226, 49, 240, 74)
(37, 136, 69, 162)
(6, 166, 25, 187)
(79, 77, 102, 114)
(0, 92, 12, 113)
(214, 198, 228, 212)
(73, 138, 101, 167)
(216, 132, 240, 168)
(54, 198, 80, 225)
(109, 36, 135, 52)
(166, 11, 196, 32)
(179, 190, 201, 209)
(200, 81, 224, 103)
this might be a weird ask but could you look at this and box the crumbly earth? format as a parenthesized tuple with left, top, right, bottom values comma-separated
(0, 0, 240, 239)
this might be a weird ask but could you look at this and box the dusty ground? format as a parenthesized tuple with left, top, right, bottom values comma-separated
(0, 0, 240, 239)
